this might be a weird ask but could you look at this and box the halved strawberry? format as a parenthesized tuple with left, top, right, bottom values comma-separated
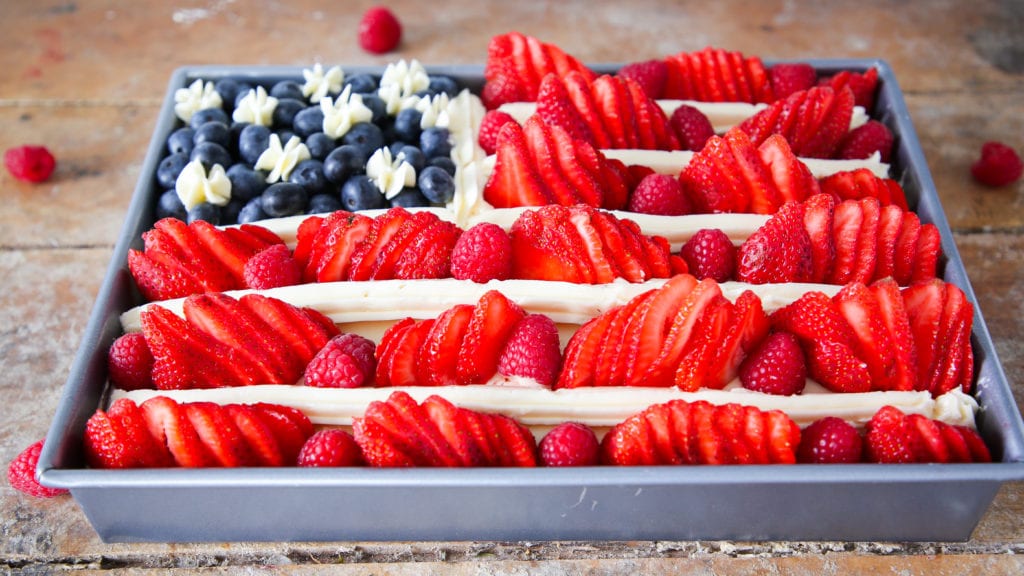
(456, 290, 526, 384)
(736, 200, 813, 283)
(418, 304, 475, 387)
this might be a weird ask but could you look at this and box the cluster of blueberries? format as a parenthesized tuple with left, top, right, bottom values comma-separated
(155, 72, 463, 225)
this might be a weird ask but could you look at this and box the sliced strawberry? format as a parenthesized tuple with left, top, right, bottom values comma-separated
(865, 405, 922, 463)
(346, 207, 414, 281)
(548, 121, 607, 208)
(595, 290, 656, 387)
(456, 291, 526, 384)
(386, 391, 462, 467)
(892, 212, 922, 285)
(368, 210, 441, 280)
(184, 402, 253, 467)
(563, 71, 612, 150)
(556, 310, 617, 389)
(84, 409, 136, 469)
(674, 298, 731, 391)
(307, 211, 374, 282)
(623, 76, 679, 150)
(239, 293, 338, 365)
(386, 318, 436, 387)
(522, 116, 583, 206)
(483, 122, 551, 208)
(758, 134, 820, 204)
(623, 274, 698, 386)
(293, 215, 326, 276)
(802, 193, 837, 283)
(874, 204, 904, 281)
(824, 67, 879, 111)
(141, 396, 216, 467)
(105, 398, 175, 468)
(911, 224, 942, 283)
(127, 249, 207, 302)
(536, 73, 594, 144)
(641, 403, 680, 464)
(870, 278, 918, 391)
(828, 199, 864, 285)
(360, 395, 436, 466)
(191, 220, 280, 287)
(642, 279, 723, 388)
(565, 206, 618, 283)
(705, 289, 770, 387)
(726, 129, 782, 214)
(422, 395, 480, 467)
(494, 416, 538, 467)
(151, 218, 236, 291)
(736, 200, 812, 283)
(253, 403, 313, 465)
(739, 86, 854, 158)
(849, 197, 881, 283)
(509, 207, 581, 282)
(681, 134, 750, 214)
(833, 282, 896, 390)
(905, 281, 974, 396)
(418, 304, 475, 387)
(393, 218, 461, 280)
(591, 74, 637, 149)
(460, 408, 502, 466)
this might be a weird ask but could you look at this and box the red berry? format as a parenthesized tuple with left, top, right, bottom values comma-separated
(244, 244, 302, 290)
(539, 422, 600, 466)
(618, 59, 668, 99)
(971, 141, 1023, 187)
(297, 429, 364, 467)
(738, 331, 807, 396)
(668, 105, 715, 151)
(303, 333, 376, 388)
(797, 417, 864, 463)
(4, 145, 56, 183)
(628, 173, 693, 216)
(477, 110, 518, 156)
(497, 313, 562, 388)
(450, 222, 513, 283)
(769, 63, 818, 100)
(678, 228, 736, 283)
(357, 6, 402, 54)
(836, 120, 894, 162)
(7, 439, 68, 498)
(107, 332, 155, 391)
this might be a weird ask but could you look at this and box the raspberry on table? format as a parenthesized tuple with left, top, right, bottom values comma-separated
(4, 145, 56, 182)
(358, 6, 402, 54)
(971, 141, 1023, 187)
(7, 439, 68, 498)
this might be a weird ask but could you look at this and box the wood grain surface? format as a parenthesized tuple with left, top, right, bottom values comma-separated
(2, 0, 1022, 573)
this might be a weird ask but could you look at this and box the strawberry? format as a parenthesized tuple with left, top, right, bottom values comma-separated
(681, 129, 791, 214)
(142, 304, 248, 389)
(107, 332, 154, 391)
(383, 318, 436, 387)
(902, 280, 974, 396)
(346, 207, 415, 280)
(417, 304, 474, 387)
(303, 333, 376, 388)
(297, 429, 364, 467)
(357, 6, 401, 54)
(483, 32, 594, 108)
(668, 104, 715, 151)
(522, 115, 586, 205)
(704, 289, 770, 387)
(870, 278, 918, 391)
(618, 59, 668, 99)
(4, 145, 56, 183)
(738, 86, 855, 158)
(497, 313, 562, 387)
(628, 173, 693, 216)
(833, 282, 897, 390)
(127, 249, 205, 303)
(673, 298, 732, 391)
(563, 71, 612, 150)
(244, 243, 301, 289)
(184, 402, 253, 467)
(140, 396, 217, 467)
(556, 310, 617, 389)
(836, 120, 894, 162)
(819, 169, 908, 209)
(679, 228, 735, 282)
(7, 439, 68, 498)
(591, 74, 637, 149)
(450, 222, 512, 283)
(536, 73, 594, 145)
(539, 422, 600, 466)
(769, 63, 817, 101)
(477, 110, 519, 155)
(631, 277, 716, 388)
(801, 192, 837, 283)
(392, 217, 461, 280)
(738, 331, 807, 395)
(911, 224, 941, 284)
(457, 290, 526, 384)
(482, 121, 551, 208)
(240, 293, 339, 361)
(823, 68, 879, 111)
(892, 212, 922, 285)
(865, 405, 990, 463)
(797, 417, 863, 463)
(971, 141, 1023, 187)
(601, 399, 800, 465)
(305, 211, 374, 283)
(597, 291, 658, 387)
(663, 48, 773, 104)
(736, 201, 813, 283)
(757, 134, 820, 204)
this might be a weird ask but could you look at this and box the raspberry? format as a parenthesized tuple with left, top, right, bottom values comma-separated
(539, 422, 600, 467)
(769, 63, 817, 100)
(627, 173, 693, 216)
(303, 333, 376, 388)
(244, 244, 302, 290)
(107, 332, 155, 391)
(450, 222, 512, 283)
(738, 331, 807, 396)
(497, 314, 562, 387)
(7, 439, 68, 498)
(297, 429, 364, 467)
(836, 120, 894, 162)
(618, 59, 668, 99)
(4, 145, 56, 183)
(477, 110, 518, 155)
(357, 6, 402, 54)
(971, 141, 1023, 187)
(678, 228, 736, 283)
(797, 417, 863, 463)
(668, 105, 715, 151)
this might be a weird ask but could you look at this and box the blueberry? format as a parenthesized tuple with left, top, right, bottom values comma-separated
(341, 175, 386, 211)
(229, 121, 248, 155)
(214, 78, 246, 111)
(417, 165, 456, 204)
(361, 94, 387, 124)
(428, 155, 456, 176)
(428, 76, 460, 97)
(393, 108, 423, 143)
(420, 127, 452, 160)
(344, 73, 378, 94)
(270, 80, 305, 102)
(323, 144, 366, 184)
(156, 189, 187, 220)
(156, 152, 190, 189)
(226, 164, 268, 202)
(293, 106, 325, 138)
(189, 107, 230, 129)
(272, 98, 307, 130)
(237, 197, 268, 224)
(308, 193, 343, 214)
(192, 121, 231, 150)
(187, 202, 221, 225)
(305, 132, 336, 161)
(167, 127, 195, 156)
(394, 145, 426, 173)
(238, 124, 271, 165)
(221, 198, 246, 225)
(341, 123, 385, 159)
(289, 159, 330, 196)
(190, 141, 232, 171)
(388, 140, 408, 158)
(275, 129, 298, 146)
(389, 187, 431, 208)
(261, 182, 308, 217)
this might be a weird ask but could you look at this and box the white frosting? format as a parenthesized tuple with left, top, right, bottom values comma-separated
(377, 59, 431, 115)
(601, 149, 889, 179)
(320, 85, 374, 139)
(174, 159, 231, 209)
(416, 92, 451, 129)
(366, 147, 416, 200)
(232, 86, 278, 127)
(443, 90, 488, 168)
(302, 63, 344, 104)
(255, 134, 311, 184)
(173, 79, 223, 124)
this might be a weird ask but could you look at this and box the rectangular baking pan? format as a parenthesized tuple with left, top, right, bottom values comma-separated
(38, 61, 1024, 543)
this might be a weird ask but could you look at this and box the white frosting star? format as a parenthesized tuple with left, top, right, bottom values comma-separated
(302, 63, 344, 104)
(232, 86, 278, 127)
(378, 59, 431, 115)
(366, 147, 417, 200)
(320, 85, 374, 139)
(175, 159, 231, 209)
(416, 92, 452, 129)
(173, 79, 223, 123)
(255, 134, 311, 183)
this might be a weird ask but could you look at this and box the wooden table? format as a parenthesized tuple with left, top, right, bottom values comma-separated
(2, 0, 1022, 573)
